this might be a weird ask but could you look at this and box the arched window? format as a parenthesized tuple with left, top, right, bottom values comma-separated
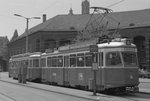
(134, 36, 146, 69)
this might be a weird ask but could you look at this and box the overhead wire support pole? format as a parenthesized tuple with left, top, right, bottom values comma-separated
(90, 45, 98, 96)
(14, 14, 40, 84)
(26, 18, 29, 53)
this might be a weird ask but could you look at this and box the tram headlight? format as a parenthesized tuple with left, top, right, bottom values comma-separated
(126, 39, 131, 45)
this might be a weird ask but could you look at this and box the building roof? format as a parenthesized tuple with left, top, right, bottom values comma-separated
(15, 9, 150, 41)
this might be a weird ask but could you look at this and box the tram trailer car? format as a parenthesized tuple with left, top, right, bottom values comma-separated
(28, 52, 42, 82)
(9, 52, 42, 82)
(9, 53, 29, 79)
(40, 38, 139, 93)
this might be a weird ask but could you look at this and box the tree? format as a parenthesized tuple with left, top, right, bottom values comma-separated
(0, 36, 9, 71)
(10, 29, 19, 42)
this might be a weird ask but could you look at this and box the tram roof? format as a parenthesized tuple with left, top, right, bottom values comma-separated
(11, 53, 30, 59)
(97, 41, 136, 48)
(49, 39, 136, 54)
(29, 52, 42, 58)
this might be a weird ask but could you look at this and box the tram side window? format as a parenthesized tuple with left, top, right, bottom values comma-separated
(25, 60, 28, 67)
(70, 54, 76, 67)
(16, 61, 18, 68)
(12, 61, 15, 68)
(77, 53, 84, 67)
(40, 58, 46, 67)
(12, 62, 14, 68)
(64, 56, 69, 67)
(106, 52, 122, 66)
(9, 62, 11, 69)
(33, 59, 39, 67)
(99, 52, 103, 66)
(58, 56, 63, 67)
(11, 62, 13, 68)
(10, 62, 12, 69)
(85, 52, 92, 66)
(52, 56, 57, 67)
(29, 60, 32, 67)
(47, 57, 52, 67)
(13, 62, 15, 68)
(10, 62, 12, 68)
(15, 61, 18, 68)
(14, 61, 16, 68)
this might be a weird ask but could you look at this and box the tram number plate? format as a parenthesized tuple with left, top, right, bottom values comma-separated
(92, 62, 98, 70)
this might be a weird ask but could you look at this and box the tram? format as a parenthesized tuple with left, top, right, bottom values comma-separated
(28, 52, 41, 82)
(8, 38, 139, 93)
(9, 53, 29, 79)
(9, 52, 42, 82)
(40, 38, 139, 92)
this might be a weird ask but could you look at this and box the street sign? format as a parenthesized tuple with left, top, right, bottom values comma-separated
(92, 62, 98, 70)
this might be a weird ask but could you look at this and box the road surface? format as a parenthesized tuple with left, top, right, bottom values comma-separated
(0, 81, 91, 101)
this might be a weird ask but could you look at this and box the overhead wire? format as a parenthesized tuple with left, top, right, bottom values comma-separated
(37, 0, 59, 14)
(107, 0, 125, 8)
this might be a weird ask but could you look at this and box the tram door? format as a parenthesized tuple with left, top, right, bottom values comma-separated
(63, 56, 69, 85)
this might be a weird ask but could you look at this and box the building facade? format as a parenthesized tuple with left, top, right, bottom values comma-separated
(8, 30, 76, 55)
(119, 27, 150, 70)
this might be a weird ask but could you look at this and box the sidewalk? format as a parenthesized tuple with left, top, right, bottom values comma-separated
(139, 78, 150, 83)
(139, 78, 150, 94)
(0, 72, 149, 101)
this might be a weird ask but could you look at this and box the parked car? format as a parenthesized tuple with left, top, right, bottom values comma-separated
(139, 69, 150, 78)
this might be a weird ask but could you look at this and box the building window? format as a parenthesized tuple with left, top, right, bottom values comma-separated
(36, 39, 40, 52)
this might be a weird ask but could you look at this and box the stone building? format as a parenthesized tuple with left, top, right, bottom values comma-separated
(8, 0, 150, 71)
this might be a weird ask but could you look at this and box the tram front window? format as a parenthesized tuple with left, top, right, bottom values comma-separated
(106, 52, 122, 66)
(122, 52, 137, 67)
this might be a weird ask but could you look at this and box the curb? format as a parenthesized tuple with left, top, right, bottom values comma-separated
(139, 91, 150, 95)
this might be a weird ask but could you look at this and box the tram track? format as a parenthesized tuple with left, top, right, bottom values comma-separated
(0, 92, 16, 101)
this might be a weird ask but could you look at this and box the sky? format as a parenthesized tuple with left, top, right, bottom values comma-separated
(0, 0, 150, 40)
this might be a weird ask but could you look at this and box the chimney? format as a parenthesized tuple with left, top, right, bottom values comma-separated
(81, 0, 90, 14)
(69, 8, 73, 15)
(43, 14, 46, 22)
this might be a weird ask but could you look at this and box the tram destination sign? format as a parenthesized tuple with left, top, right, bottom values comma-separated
(89, 45, 98, 53)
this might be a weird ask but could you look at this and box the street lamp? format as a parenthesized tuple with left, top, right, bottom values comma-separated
(14, 14, 40, 53)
